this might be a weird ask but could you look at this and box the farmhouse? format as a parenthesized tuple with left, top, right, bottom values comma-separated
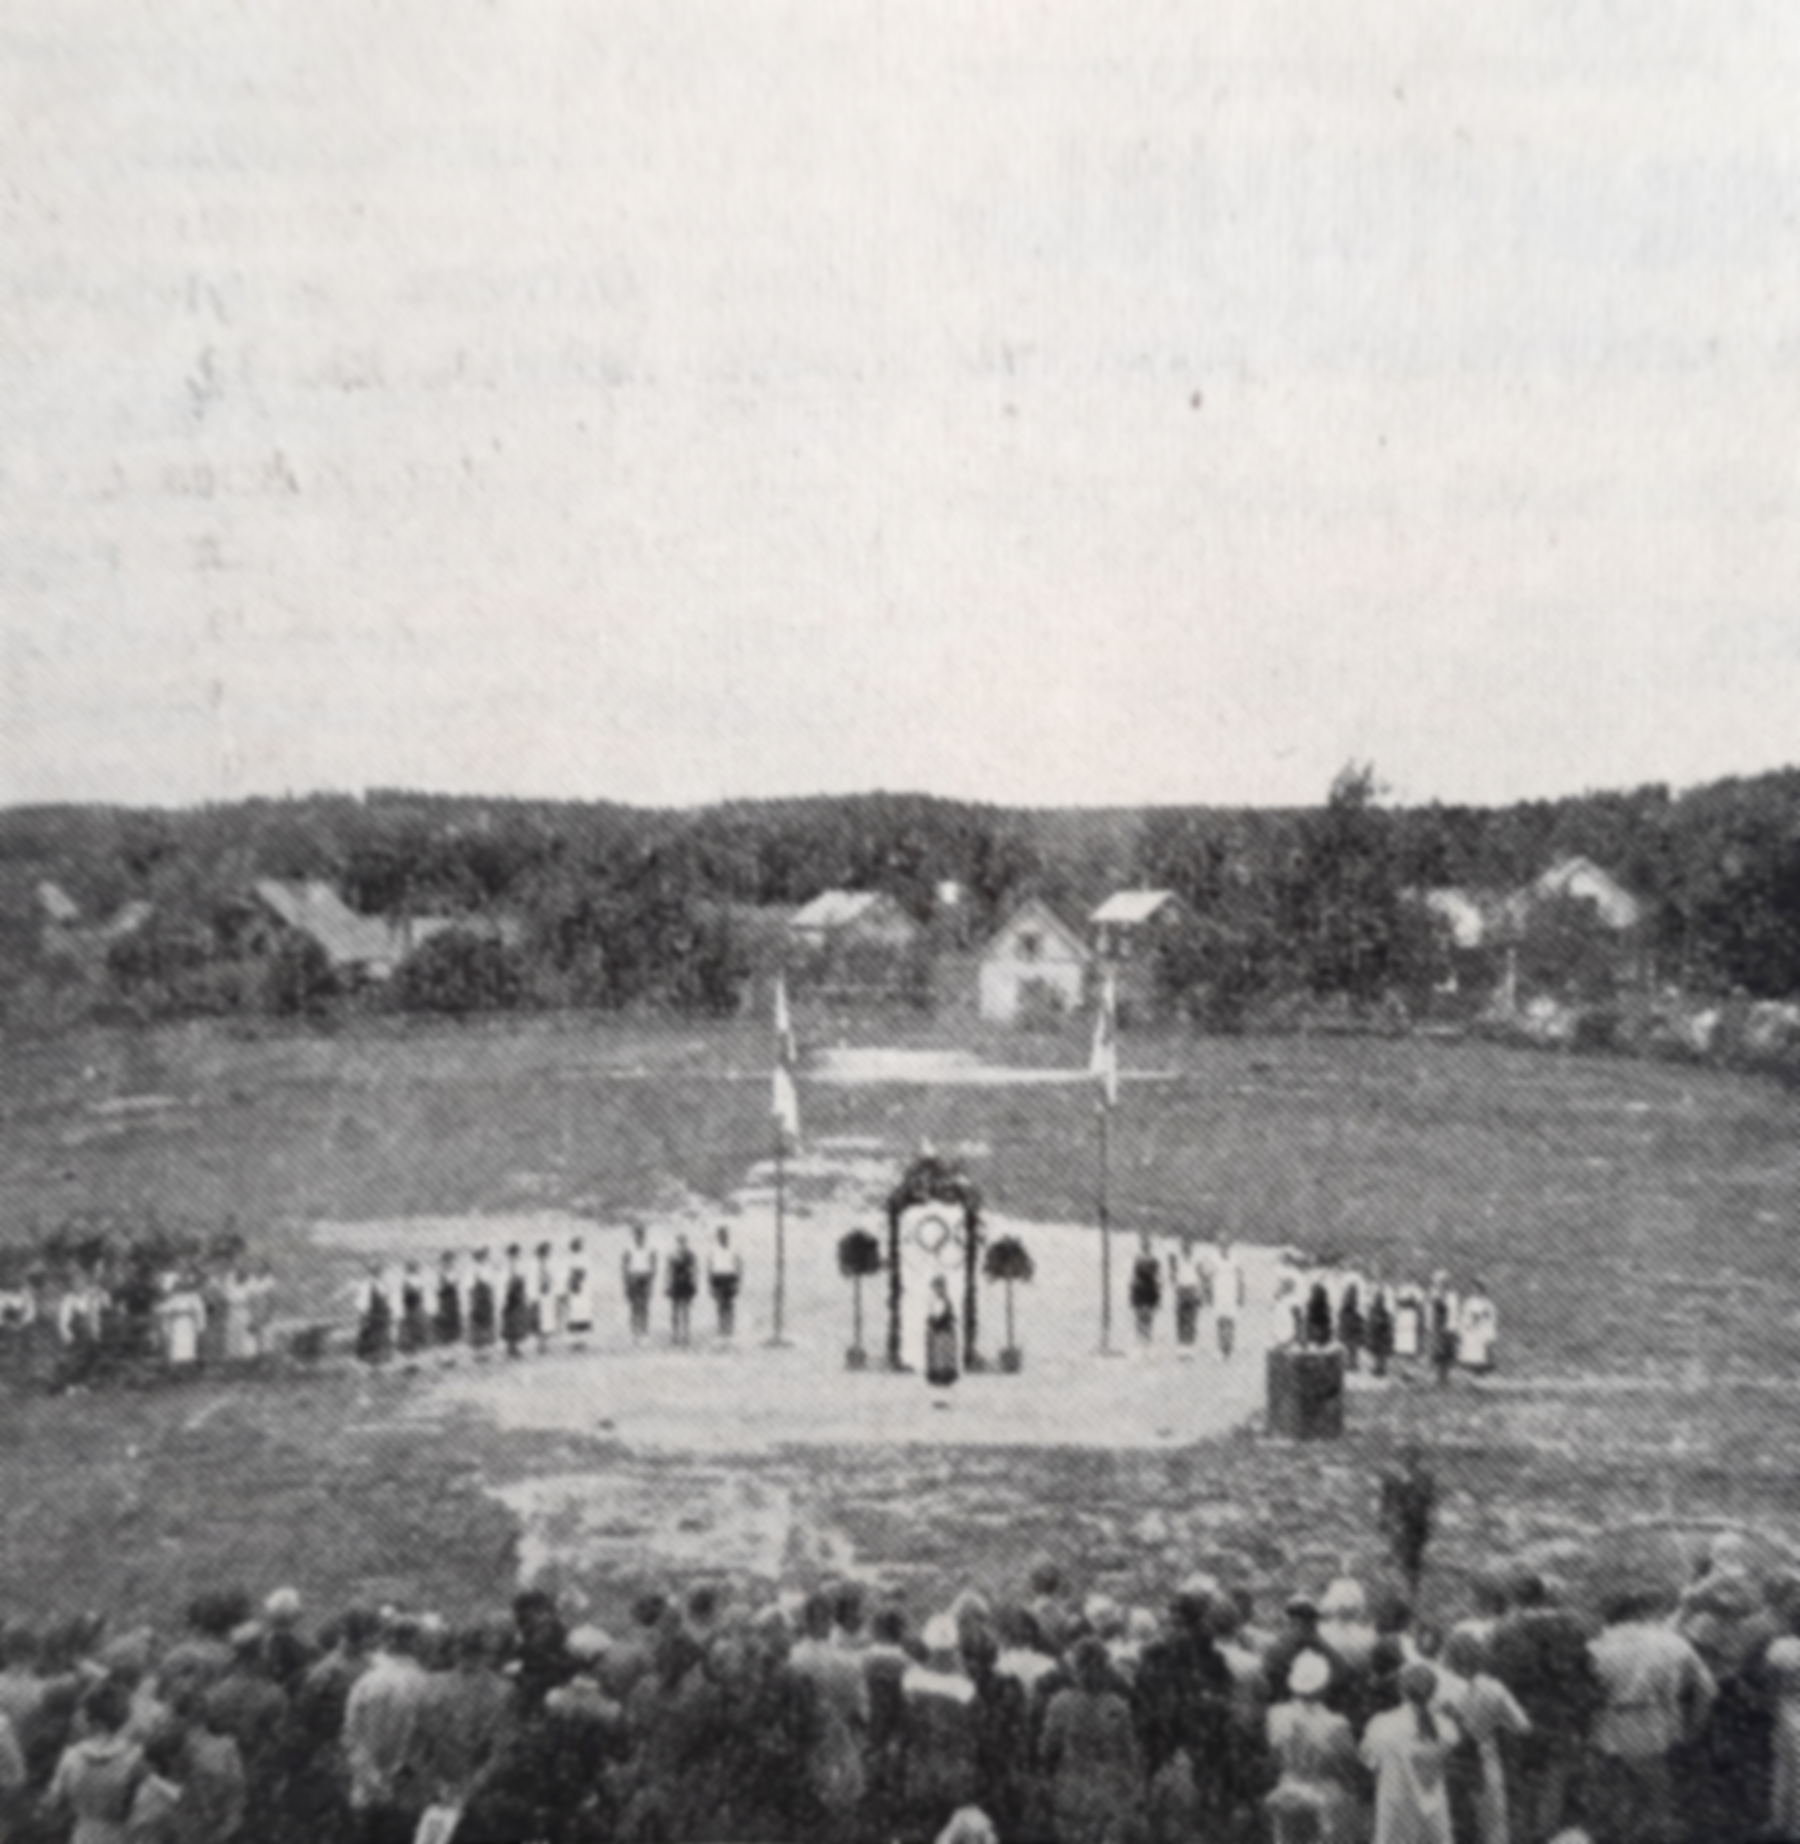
(787, 888, 924, 1003)
(977, 898, 1088, 1024)
(788, 889, 921, 951)
(1090, 889, 1192, 1018)
(243, 879, 402, 979)
(1528, 855, 1643, 931)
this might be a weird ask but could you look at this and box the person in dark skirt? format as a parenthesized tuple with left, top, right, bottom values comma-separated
(354, 1261, 392, 1367)
(1305, 1277, 1335, 1348)
(1129, 1233, 1162, 1346)
(666, 1234, 698, 1346)
(1338, 1281, 1366, 1370)
(1427, 1272, 1460, 1387)
(468, 1248, 497, 1359)
(1367, 1282, 1395, 1378)
(397, 1259, 430, 1363)
(925, 1274, 959, 1394)
(501, 1245, 532, 1358)
(434, 1250, 463, 1359)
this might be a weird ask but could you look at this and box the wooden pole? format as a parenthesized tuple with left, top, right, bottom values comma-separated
(768, 1133, 789, 1347)
(1098, 1105, 1114, 1354)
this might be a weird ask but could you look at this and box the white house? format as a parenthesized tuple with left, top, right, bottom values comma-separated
(978, 898, 1088, 1024)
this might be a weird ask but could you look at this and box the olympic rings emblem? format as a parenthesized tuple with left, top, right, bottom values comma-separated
(909, 1212, 957, 1256)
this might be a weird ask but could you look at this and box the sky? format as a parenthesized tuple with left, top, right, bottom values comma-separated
(3, 0, 1799, 813)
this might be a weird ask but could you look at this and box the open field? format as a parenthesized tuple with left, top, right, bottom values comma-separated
(4, 1012, 1800, 1635)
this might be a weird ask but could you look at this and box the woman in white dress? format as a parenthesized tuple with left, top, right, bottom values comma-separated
(157, 1275, 207, 1368)
(563, 1236, 595, 1342)
(1392, 1283, 1424, 1363)
(1458, 1283, 1498, 1372)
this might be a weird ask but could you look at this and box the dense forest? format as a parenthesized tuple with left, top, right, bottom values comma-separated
(4, 765, 1800, 1026)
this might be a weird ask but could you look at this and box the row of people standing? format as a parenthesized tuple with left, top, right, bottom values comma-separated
(1273, 1263, 1500, 1382)
(1124, 1233, 1249, 1357)
(0, 1259, 277, 1377)
(352, 1225, 747, 1364)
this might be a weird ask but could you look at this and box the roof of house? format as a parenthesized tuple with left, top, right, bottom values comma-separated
(99, 899, 154, 941)
(1532, 856, 1643, 930)
(36, 881, 81, 925)
(982, 897, 1088, 963)
(790, 889, 901, 932)
(1091, 889, 1180, 926)
(251, 879, 399, 969)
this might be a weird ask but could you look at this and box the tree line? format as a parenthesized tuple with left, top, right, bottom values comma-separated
(4, 767, 1800, 1023)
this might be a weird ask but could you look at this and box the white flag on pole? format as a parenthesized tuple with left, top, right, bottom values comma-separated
(772, 974, 801, 1148)
(773, 971, 797, 1069)
(1088, 969, 1119, 1111)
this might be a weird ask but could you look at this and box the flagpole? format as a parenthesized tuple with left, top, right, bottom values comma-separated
(769, 1125, 789, 1348)
(1098, 1101, 1114, 1355)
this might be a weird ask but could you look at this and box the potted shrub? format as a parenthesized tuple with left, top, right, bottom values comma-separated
(982, 1234, 1034, 1372)
(837, 1228, 883, 1370)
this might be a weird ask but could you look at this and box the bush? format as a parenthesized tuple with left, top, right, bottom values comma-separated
(392, 929, 525, 1015)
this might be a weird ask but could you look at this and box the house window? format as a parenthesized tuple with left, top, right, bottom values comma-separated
(1017, 931, 1041, 961)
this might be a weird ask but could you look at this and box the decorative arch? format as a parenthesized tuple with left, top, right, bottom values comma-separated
(884, 1153, 984, 1372)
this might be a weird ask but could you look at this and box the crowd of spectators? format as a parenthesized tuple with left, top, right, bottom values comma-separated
(0, 1526, 1796, 1844)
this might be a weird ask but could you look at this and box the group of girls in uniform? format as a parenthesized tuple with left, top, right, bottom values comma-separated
(1271, 1258, 1499, 1382)
(353, 1236, 597, 1366)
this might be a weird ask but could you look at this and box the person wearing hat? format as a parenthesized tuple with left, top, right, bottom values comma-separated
(1361, 1660, 1460, 1844)
(1265, 1648, 1362, 1844)
(1261, 1597, 1352, 1723)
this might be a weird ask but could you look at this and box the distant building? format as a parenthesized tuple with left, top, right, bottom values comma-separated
(788, 889, 924, 1004)
(788, 889, 922, 951)
(237, 880, 520, 982)
(35, 881, 81, 927)
(978, 898, 1088, 1024)
(1089, 889, 1192, 1019)
(1527, 856, 1643, 932)
(246, 879, 402, 979)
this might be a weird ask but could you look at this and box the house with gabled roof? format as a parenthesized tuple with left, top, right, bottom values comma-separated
(1089, 889, 1194, 1019)
(978, 897, 1089, 1024)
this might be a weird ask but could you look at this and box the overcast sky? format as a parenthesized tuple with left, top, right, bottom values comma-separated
(4, 0, 1798, 811)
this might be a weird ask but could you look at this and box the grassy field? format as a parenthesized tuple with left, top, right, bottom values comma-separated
(3, 1011, 1800, 1631)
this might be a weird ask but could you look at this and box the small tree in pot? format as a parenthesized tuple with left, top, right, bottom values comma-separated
(983, 1234, 1035, 1372)
(837, 1228, 883, 1370)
